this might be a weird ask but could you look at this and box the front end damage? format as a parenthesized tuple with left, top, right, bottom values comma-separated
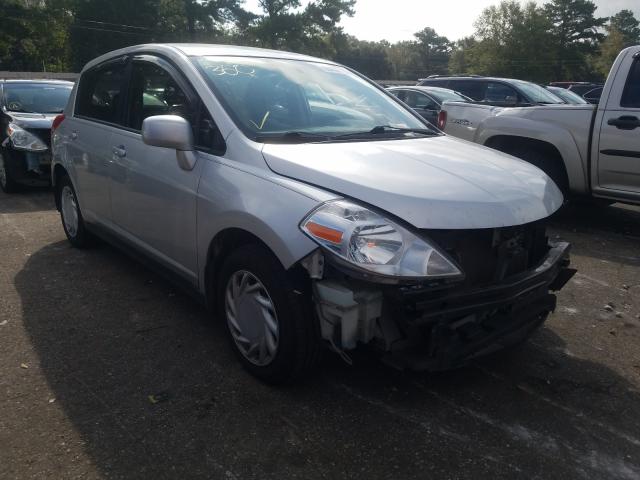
(302, 223, 575, 371)
(1, 128, 53, 187)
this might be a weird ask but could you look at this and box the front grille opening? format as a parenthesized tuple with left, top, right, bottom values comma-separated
(424, 222, 549, 288)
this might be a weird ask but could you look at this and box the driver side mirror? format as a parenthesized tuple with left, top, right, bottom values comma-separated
(142, 115, 196, 171)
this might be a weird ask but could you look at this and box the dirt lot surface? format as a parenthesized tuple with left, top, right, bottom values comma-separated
(1, 189, 640, 480)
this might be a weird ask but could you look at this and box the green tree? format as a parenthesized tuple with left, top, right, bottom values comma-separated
(608, 9, 640, 47)
(413, 27, 451, 76)
(448, 37, 477, 75)
(0, 0, 72, 71)
(387, 40, 422, 80)
(543, 0, 606, 79)
(156, 0, 247, 41)
(332, 34, 392, 79)
(594, 27, 626, 78)
(249, 0, 354, 56)
(462, 1, 555, 82)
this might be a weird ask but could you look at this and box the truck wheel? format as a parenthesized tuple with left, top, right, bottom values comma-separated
(56, 174, 93, 248)
(510, 147, 569, 195)
(0, 151, 20, 193)
(217, 244, 321, 384)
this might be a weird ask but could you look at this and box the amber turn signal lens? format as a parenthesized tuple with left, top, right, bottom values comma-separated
(304, 221, 343, 244)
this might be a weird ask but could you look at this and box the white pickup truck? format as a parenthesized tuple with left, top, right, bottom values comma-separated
(441, 46, 640, 205)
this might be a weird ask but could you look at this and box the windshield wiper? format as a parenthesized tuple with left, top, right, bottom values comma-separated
(333, 125, 437, 140)
(255, 131, 333, 144)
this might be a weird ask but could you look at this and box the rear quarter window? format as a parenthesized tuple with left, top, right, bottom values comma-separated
(621, 58, 640, 108)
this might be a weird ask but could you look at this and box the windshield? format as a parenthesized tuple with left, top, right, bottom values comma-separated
(193, 56, 429, 141)
(512, 80, 564, 104)
(2, 83, 72, 114)
(547, 87, 588, 104)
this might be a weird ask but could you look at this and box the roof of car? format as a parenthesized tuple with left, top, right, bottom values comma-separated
(0, 79, 74, 85)
(421, 76, 528, 84)
(83, 43, 338, 72)
(389, 85, 461, 93)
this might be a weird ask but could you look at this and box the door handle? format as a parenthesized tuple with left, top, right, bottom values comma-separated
(607, 116, 640, 130)
(112, 145, 127, 158)
(70, 131, 78, 140)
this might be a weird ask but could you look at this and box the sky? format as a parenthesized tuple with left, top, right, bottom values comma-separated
(244, 0, 640, 43)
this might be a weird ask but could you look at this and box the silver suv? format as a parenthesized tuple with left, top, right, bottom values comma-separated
(52, 44, 574, 383)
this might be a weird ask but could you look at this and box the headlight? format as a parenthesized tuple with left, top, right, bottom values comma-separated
(300, 200, 462, 279)
(7, 123, 48, 151)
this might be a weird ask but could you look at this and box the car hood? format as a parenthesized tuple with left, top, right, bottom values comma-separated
(6, 112, 57, 129)
(261, 135, 563, 229)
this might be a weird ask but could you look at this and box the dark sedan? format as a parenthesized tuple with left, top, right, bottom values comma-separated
(388, 86, 471, 126)
(0, 80, 73, 193)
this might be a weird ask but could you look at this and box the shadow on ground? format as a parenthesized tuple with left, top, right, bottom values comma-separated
(0, 188, 55, 214)
(15, 238, 640, 479)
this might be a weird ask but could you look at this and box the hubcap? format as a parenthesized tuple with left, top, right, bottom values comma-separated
(60, 185, 79, 237)
(0, 153, 6, 188)
(225, 270, 279, 366)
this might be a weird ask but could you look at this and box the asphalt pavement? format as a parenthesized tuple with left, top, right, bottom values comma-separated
(1, 189, 640, 479)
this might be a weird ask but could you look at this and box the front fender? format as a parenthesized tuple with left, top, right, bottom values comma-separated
(196, 158, 328, 294)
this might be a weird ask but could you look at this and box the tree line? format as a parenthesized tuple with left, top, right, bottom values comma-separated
(0, 0, 638, 82)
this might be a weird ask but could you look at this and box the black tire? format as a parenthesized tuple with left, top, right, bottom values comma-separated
(504, 146, 570, 195)
(56, 174, 93, 248)
(0, 150, 20, 193)
(217, 244, 321, 384)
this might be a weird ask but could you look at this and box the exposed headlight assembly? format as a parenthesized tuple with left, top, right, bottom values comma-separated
(7, 123, 48, 152)
(301, 200, 462, 280)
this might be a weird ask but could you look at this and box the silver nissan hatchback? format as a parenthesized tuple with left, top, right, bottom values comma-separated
(52, 44, 574, 383)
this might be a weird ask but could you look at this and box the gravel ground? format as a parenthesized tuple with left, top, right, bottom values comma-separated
(1, 189, 639, 480)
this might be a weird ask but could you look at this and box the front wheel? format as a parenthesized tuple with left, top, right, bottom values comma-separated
(217, 244, 321, 384)
(0, 150, 20, 193)
(56, 174, 93, 248)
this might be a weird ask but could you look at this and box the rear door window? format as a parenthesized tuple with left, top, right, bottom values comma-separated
(621, 58, 640, 108)
(449, 80, 486, 101)
(484, 82, 519, 104)
(390, 89, 406, 101)
(75, 61, 127, 125)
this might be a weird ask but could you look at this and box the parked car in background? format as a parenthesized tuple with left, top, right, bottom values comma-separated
(440, 46, 640, 206)
(51, 44, 573, 383)
(581, 86, 603, 104)
(545, 86, 588, 105)
(418, 75, 564, 107)
(560, 83, 604, 104)
(0, 80, 73, 193)
(387, 86, 470, 126)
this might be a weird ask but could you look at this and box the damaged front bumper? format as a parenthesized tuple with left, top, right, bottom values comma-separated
(0, 145, 52, 186)
(311, 242, 575, 371)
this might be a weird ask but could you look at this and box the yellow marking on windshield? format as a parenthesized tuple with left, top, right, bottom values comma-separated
(250, 111, 270, 130)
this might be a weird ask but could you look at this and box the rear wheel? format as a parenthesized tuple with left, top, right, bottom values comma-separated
(217, 244, 321, 384)
(0, 151, 20, 193)
(56, 174, 93, 248)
